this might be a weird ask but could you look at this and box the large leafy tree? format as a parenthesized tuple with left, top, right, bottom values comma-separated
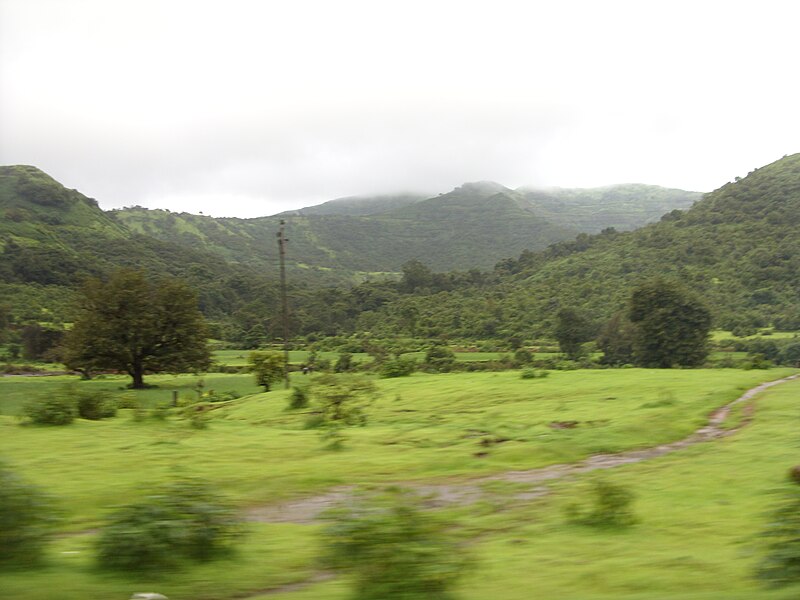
(62, 269, 210, 388)
(628, 278, 711, 368)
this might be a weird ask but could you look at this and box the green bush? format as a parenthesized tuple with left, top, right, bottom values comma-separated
(76, 388, 117, 420)
(521, 368, 549, 380)
(566, 478, 637, 528)
(425, 344, 456, 372)
(96, 478, 242, 572)
(334, 352, 354, 373)
(0, 463, 59, 567)
(288, 386, 309, 409)
(320, 487, 470, 599)
(756, 484, 800, 587)
(379, 356, 416, 378)
(22, 388, 76, 425)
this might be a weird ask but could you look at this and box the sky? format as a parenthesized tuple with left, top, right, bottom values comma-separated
(1, 0, 798, 218)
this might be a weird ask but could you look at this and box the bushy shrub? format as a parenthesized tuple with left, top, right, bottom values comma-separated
(76, 388, 117, 420)
(513, 348, 533, 367)
(288, 386, 309, 409)
(521, 369, 549, 380)
(0, 463, 59, 567)
(756, 484, 800, 587)
(320, 487, 470, 599)
(203, 390, 241, 402)
(96, 478, 242, 572)
(566, 478, 637, 528)
(425, 344, 456, 372)
(379, 356, 416, 378)
(334, 352, 354, 373)
(22, 388, 76, 425)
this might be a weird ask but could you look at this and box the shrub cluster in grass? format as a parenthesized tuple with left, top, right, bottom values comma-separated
(22, 387, 77, 425)
(424, 344, 456, 373)
(756, 477, 800, 588)
(379, 356, 417, 378)
(520, 368, 550, 380)
(288, 386, 309, 409)
(75, 389, 117, 420)
(565, 478, 637, 529)
(320, 487, 469, 600)
(22, 385, 118, 424)
(0, 463, 59, 568)
(96, 478, 242, 572)
(202, 389, 241, 402)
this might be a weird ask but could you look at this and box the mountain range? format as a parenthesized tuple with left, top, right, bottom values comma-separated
(2, 154, 796, 344)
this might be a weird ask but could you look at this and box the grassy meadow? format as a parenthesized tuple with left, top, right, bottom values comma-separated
(1, 367, 799, 599)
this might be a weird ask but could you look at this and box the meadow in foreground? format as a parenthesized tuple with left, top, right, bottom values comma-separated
(0, 368, 797, 599)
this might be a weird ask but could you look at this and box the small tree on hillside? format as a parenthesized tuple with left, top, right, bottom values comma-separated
(247, 351, 285, 392)
(61, 269, 210, 388)
(554, 307, 594, 360)
(628, 278, 711, 368)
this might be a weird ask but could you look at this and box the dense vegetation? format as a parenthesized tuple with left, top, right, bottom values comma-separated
(324, 154, 800, 341)
(0, 155, 797, 351)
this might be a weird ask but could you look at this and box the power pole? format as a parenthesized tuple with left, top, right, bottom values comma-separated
(277, 220, 290, 389)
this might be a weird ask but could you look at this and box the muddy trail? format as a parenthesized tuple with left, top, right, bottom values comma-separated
(246, 374, 799, 524)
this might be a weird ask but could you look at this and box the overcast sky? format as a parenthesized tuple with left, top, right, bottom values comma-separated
(1, 0, 798, 217)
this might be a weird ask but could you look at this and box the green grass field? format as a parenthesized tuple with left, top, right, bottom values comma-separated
(211, 349, 560, 367)
(1, 368, 798, 599)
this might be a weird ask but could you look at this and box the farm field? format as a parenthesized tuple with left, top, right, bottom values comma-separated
(1, 367, 798, 599)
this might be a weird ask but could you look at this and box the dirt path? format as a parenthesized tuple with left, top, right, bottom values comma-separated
(246, 373, 799, 524)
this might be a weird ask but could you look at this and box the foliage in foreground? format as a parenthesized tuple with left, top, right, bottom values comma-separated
(95, 478, 242, 572)
(320, 487, 470, 599)
(565, 478, 637, 528)
(756, 481, 800, 587)
(0, 462, 59, 567)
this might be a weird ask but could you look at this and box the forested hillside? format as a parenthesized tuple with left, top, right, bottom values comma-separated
(317, 154, 800, 340)
(1, 156, 795, 347)
(112, 181, 699, 273)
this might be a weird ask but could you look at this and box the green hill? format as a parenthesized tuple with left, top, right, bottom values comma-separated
(112, 181, 699, 274)
(514, 184, 702, 232)
(0, 166, 277, 331)
(0, 163, 725, 345)
(338, 154, 800, 339)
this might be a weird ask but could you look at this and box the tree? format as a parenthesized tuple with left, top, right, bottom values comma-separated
(628, 278, 711, 368)
(247, 350, 285, 391)
(320, 487, 469, 599)
(554, 307, 593, 360)
(61, 269, 210, 388)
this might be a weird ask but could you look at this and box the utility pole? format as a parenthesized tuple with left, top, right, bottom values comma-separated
(277, 220, 290, 389)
